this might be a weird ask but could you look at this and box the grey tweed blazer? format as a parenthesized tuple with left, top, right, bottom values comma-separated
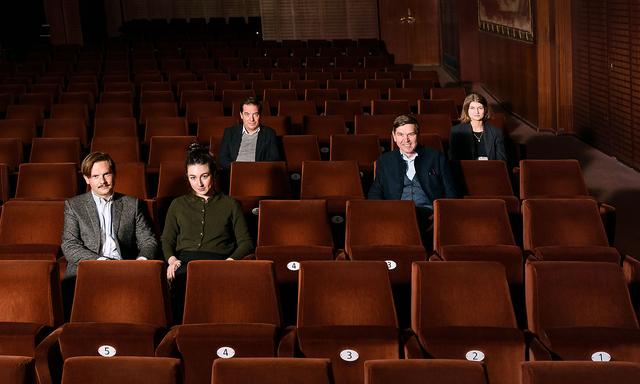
(61, 192, 158, 278)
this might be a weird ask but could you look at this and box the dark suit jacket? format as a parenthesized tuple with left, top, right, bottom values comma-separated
(368, 146, 457, 204)
(61, 192, 158, 277)
(218, 124, 280, 169)
(449, 123, 507, 161)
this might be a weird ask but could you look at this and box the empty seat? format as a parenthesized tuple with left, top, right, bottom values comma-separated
(347, 88, 381, 110)
(409, 262, 525, 384)
(100, 91, 134, 104)
(415, 113, 453, 143)
(433, 199, 523, 284)
(305, 88, 340, 111)
(212, 358, 331, 384)
(0, 355, 34, 384)
(222, 90, 255, 111)
(156, 261, 281, 384)
(148, 136, 197, 173)
(324, 100, 363, 124)
(16, 163, 77, 200)
(388, 88, 424, 110)
(263, 89, 296, 112)
(139, 91, 174, 104)
(59, 92, 94, 111)
(402, 79, 435, 96)
(290, 80, 319, 98)
(300, 160, 364, 219)
(20, 93, 53, 113)
(35, 261, 171, 384)
(0, 138, 23, 171)
(113, 162, 149, 200)
(0, 119, 37, 145)
(139, 102, 178, 125)
(282, 135, 321, 175)
(256, 200, 333, 284)
(29, 138, 81, 165)
(279, 261, 399, 384)
(354, 115, 395, 149)
(521, 361, 640, 384)
(278, 100, 316, 126)
(180, 90, 214, 110)
(0, 200, 65, 260)
(43, 118, 88, 147)
(431, 87, 466, 109)
(95, 103, 133, 119)
(459, 160, 519, 213)
(302, 115, 347, 152)
(6, 105, 44, 127)
(522, 198, 620, 263)
(186, 101, 224, 125)
(144, 117, 188, 144)
(525, 261, 640, 362)
(330, 134, 380, 172)
(346, 200, 426, 284)
(371, 100, 410, 116)
(0, 260, 63, 355)
(61, 356, 181, 384)
(418, 99, 458, 120)
(327, 79, 358, 98)
(91, 137, 140, 163)
(364, 79, 395, 98)
(196, 116, 237, 145)
(93, 117, 138, 137)
(229, 161, 291, 217)
(364, 359, 488, 384)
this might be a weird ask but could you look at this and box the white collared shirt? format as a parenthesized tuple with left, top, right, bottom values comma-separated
(242, 125, 261, 135)
(91, 192, 121, 260)
(401, 152, 419, 180)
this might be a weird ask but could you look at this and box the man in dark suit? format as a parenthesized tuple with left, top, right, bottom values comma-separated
(218, 97, 280, 170)
(368, 114, 457, 248)
(62, 152, 158, 277)
(368, 114, 457, 206)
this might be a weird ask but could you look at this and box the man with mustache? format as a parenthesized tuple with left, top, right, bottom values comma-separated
(61, 152, 158, 278)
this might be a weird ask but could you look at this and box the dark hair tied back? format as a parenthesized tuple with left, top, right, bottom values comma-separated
(185, 142, 216, 174)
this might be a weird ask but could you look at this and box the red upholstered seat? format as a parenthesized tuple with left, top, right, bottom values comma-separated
(212, 358, 331, 384)
(156, 261, 281, 384)
(61, 356, 180, 384)
(364, 359, 488, 384)
(521, 361, 640, 384)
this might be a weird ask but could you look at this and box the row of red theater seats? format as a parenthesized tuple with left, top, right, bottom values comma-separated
(0, 195, 626, 288)
(2, 259, 640, 384)
(3, 356, 640, 384)
(7, 356, 637, 384)
(0, 82, 460, 122)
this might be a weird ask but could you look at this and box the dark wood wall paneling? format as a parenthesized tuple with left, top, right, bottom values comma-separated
(478, 32, 539, 125)
(573, 0, 640, 169)
(378, 0, 441, 65)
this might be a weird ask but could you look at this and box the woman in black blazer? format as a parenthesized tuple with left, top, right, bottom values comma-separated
(449, 92, 507, 161)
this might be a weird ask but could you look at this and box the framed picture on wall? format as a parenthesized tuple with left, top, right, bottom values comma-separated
(478, 0, 534, 42)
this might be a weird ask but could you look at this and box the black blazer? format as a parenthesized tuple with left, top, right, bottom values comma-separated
(449, 123, 507, 161)
(218, 124, 280, 169)
(368, 146, 457, 204)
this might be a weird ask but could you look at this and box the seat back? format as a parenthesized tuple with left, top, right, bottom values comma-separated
(300, 161, 364, 200)
(346, 200, 422, 248)
(0, 200, 65, 245)
(43, 118, 88, 148)
(93, 117, 137, 137)
(212, 358, 331, 384)
(144, 117, 188, 144)
(91, 137, 140, 163)
(0, 138, 23, 171)
(229, 161, 291, 199)
(371, 100, 410, 115)
(183, 261, 280, 325)
(522, 198, 608, 250)
(258, 200, 332, 247)
(298, 261, 397, 327)
(434, 199, 515, 251)
(520, 159, 589, 199)
(282, 135, 321, 173)
(460, 160, 514, 196)
(365, 359, 488, 384)
(0, 119, 37, 144)
(61, 356, 180, 384)
(413, 262, 516, 332)
(330, 134, 380, 170)
(525, 261, 638, 337)
(148, 136, 197, 170)
(521, 361, 640, 384)
(430, 87, 466, 107)
(0, 260, 63, 326)
(29, 137, 81, 164)
(16, 163, 78, 199)
(113, 162, 148, 199)
(71, 261, 170, 326)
